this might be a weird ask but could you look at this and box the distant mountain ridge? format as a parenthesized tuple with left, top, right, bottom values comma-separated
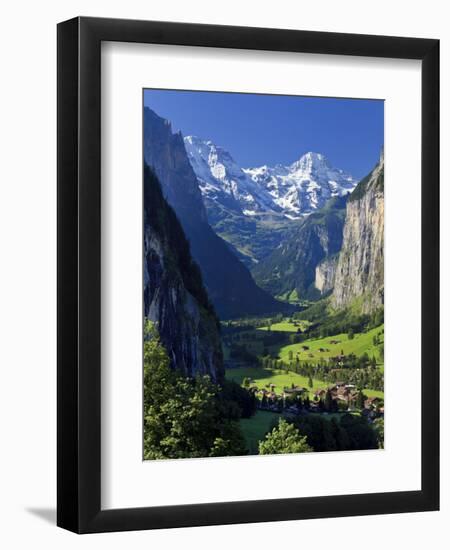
(184, 135, 277, 218)
(184, 135, 357, 268)
(144, 107, 288, 319)
(144, 107, 382, 318)
(251, 150, 384, 313)
(245, 152, 357, 218)
(184, 136, 357, 219)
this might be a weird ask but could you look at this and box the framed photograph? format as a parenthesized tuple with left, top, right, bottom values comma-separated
(57, 17, 439, 533)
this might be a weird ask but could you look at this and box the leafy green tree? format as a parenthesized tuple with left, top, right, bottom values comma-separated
(356, 389, 367, 410)
(348, 328, 355, 340)
(373, 417, 384, 449)
(294, 415, 338, 452)
(308, 374, 313, 388)
(221, 379, 256, 419)
(259, 419, 312, 455)
(330, 417, 350, 450)
(339, 413, 378, 450)
(325, 389, 334, 412)
(143, 321, 246, 459)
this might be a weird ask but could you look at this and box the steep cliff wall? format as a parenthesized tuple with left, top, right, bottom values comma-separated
(315, 255, 338, 295)
(332, 154, 384, 314)
(143, 164, 223, 381)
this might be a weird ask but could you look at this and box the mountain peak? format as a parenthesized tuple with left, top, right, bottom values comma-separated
(184, 135, 276, 215)
(185, 135, 211, 146)
(184, 135, 357, 219)
(302, 151, 326, 161)
(290, 151, 330, 172)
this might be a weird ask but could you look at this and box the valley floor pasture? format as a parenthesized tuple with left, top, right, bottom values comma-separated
(223, 313, 384, 454)
(226, 366, 384, 401)
(223, 319, 384, 369)
(239, 410, 281, 454)
(277, 325, 384, 367)
(257, 319, 311, 333)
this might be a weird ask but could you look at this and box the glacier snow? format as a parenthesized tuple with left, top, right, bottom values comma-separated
(184, 136, 357, 219)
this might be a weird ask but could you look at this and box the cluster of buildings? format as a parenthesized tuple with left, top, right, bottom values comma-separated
(253, 381, 384, 419)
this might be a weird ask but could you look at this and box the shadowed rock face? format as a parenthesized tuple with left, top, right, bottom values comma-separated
(252, 195, 347, 300)
(315, 255, 339, 296)
(143, 164, 223, 381)
(143, 107, 289, 319)
(332, 152, 384, 314)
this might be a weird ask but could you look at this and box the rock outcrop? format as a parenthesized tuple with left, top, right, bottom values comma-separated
(332, 152, 384, 313)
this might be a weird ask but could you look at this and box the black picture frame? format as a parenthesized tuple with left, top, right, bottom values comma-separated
(57, 16, 439, 534)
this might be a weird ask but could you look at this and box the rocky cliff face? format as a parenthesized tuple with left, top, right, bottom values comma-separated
(332, 153, 384, 313)
(315, 255, 338, 295)
(144, 107, 288, 319)
(144, 164, 223, 381)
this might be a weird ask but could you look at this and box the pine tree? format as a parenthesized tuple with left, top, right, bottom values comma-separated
(325, 389, 334, 412)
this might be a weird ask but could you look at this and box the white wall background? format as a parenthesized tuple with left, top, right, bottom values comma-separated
(0, 0, 447, 547)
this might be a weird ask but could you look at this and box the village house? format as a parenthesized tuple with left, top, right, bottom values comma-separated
(314, 389, 327, 399)
(364, 396, 382, 410)
(314, 383, 359, 407)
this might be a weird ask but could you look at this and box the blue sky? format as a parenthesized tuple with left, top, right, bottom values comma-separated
(144, 89, 384, 179)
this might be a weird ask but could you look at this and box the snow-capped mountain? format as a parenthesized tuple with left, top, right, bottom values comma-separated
(184, 136, 357, 219)
(184, 135, 277, 217)
(245, 152, 357, 217)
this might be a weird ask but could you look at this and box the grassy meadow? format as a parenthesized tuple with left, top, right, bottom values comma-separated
(225, 366, 384, 400)
(278, 325, 384, 365)
(223, 311, 384, 453)
(239, 410, 281, 454)
(257, 319, 311, 333)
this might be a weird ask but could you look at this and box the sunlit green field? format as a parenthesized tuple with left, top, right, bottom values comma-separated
(227, 366, 323, 394)
(274, 289, 313, 306)
(226, 366, 384, 400)
(277, 325, 384, 366)
(363, 388, 385, 398)
(257, 320, 311, 333)
(239, 410, 281, 454)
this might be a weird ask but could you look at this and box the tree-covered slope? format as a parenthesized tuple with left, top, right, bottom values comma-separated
(251, 196, 347, 300)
